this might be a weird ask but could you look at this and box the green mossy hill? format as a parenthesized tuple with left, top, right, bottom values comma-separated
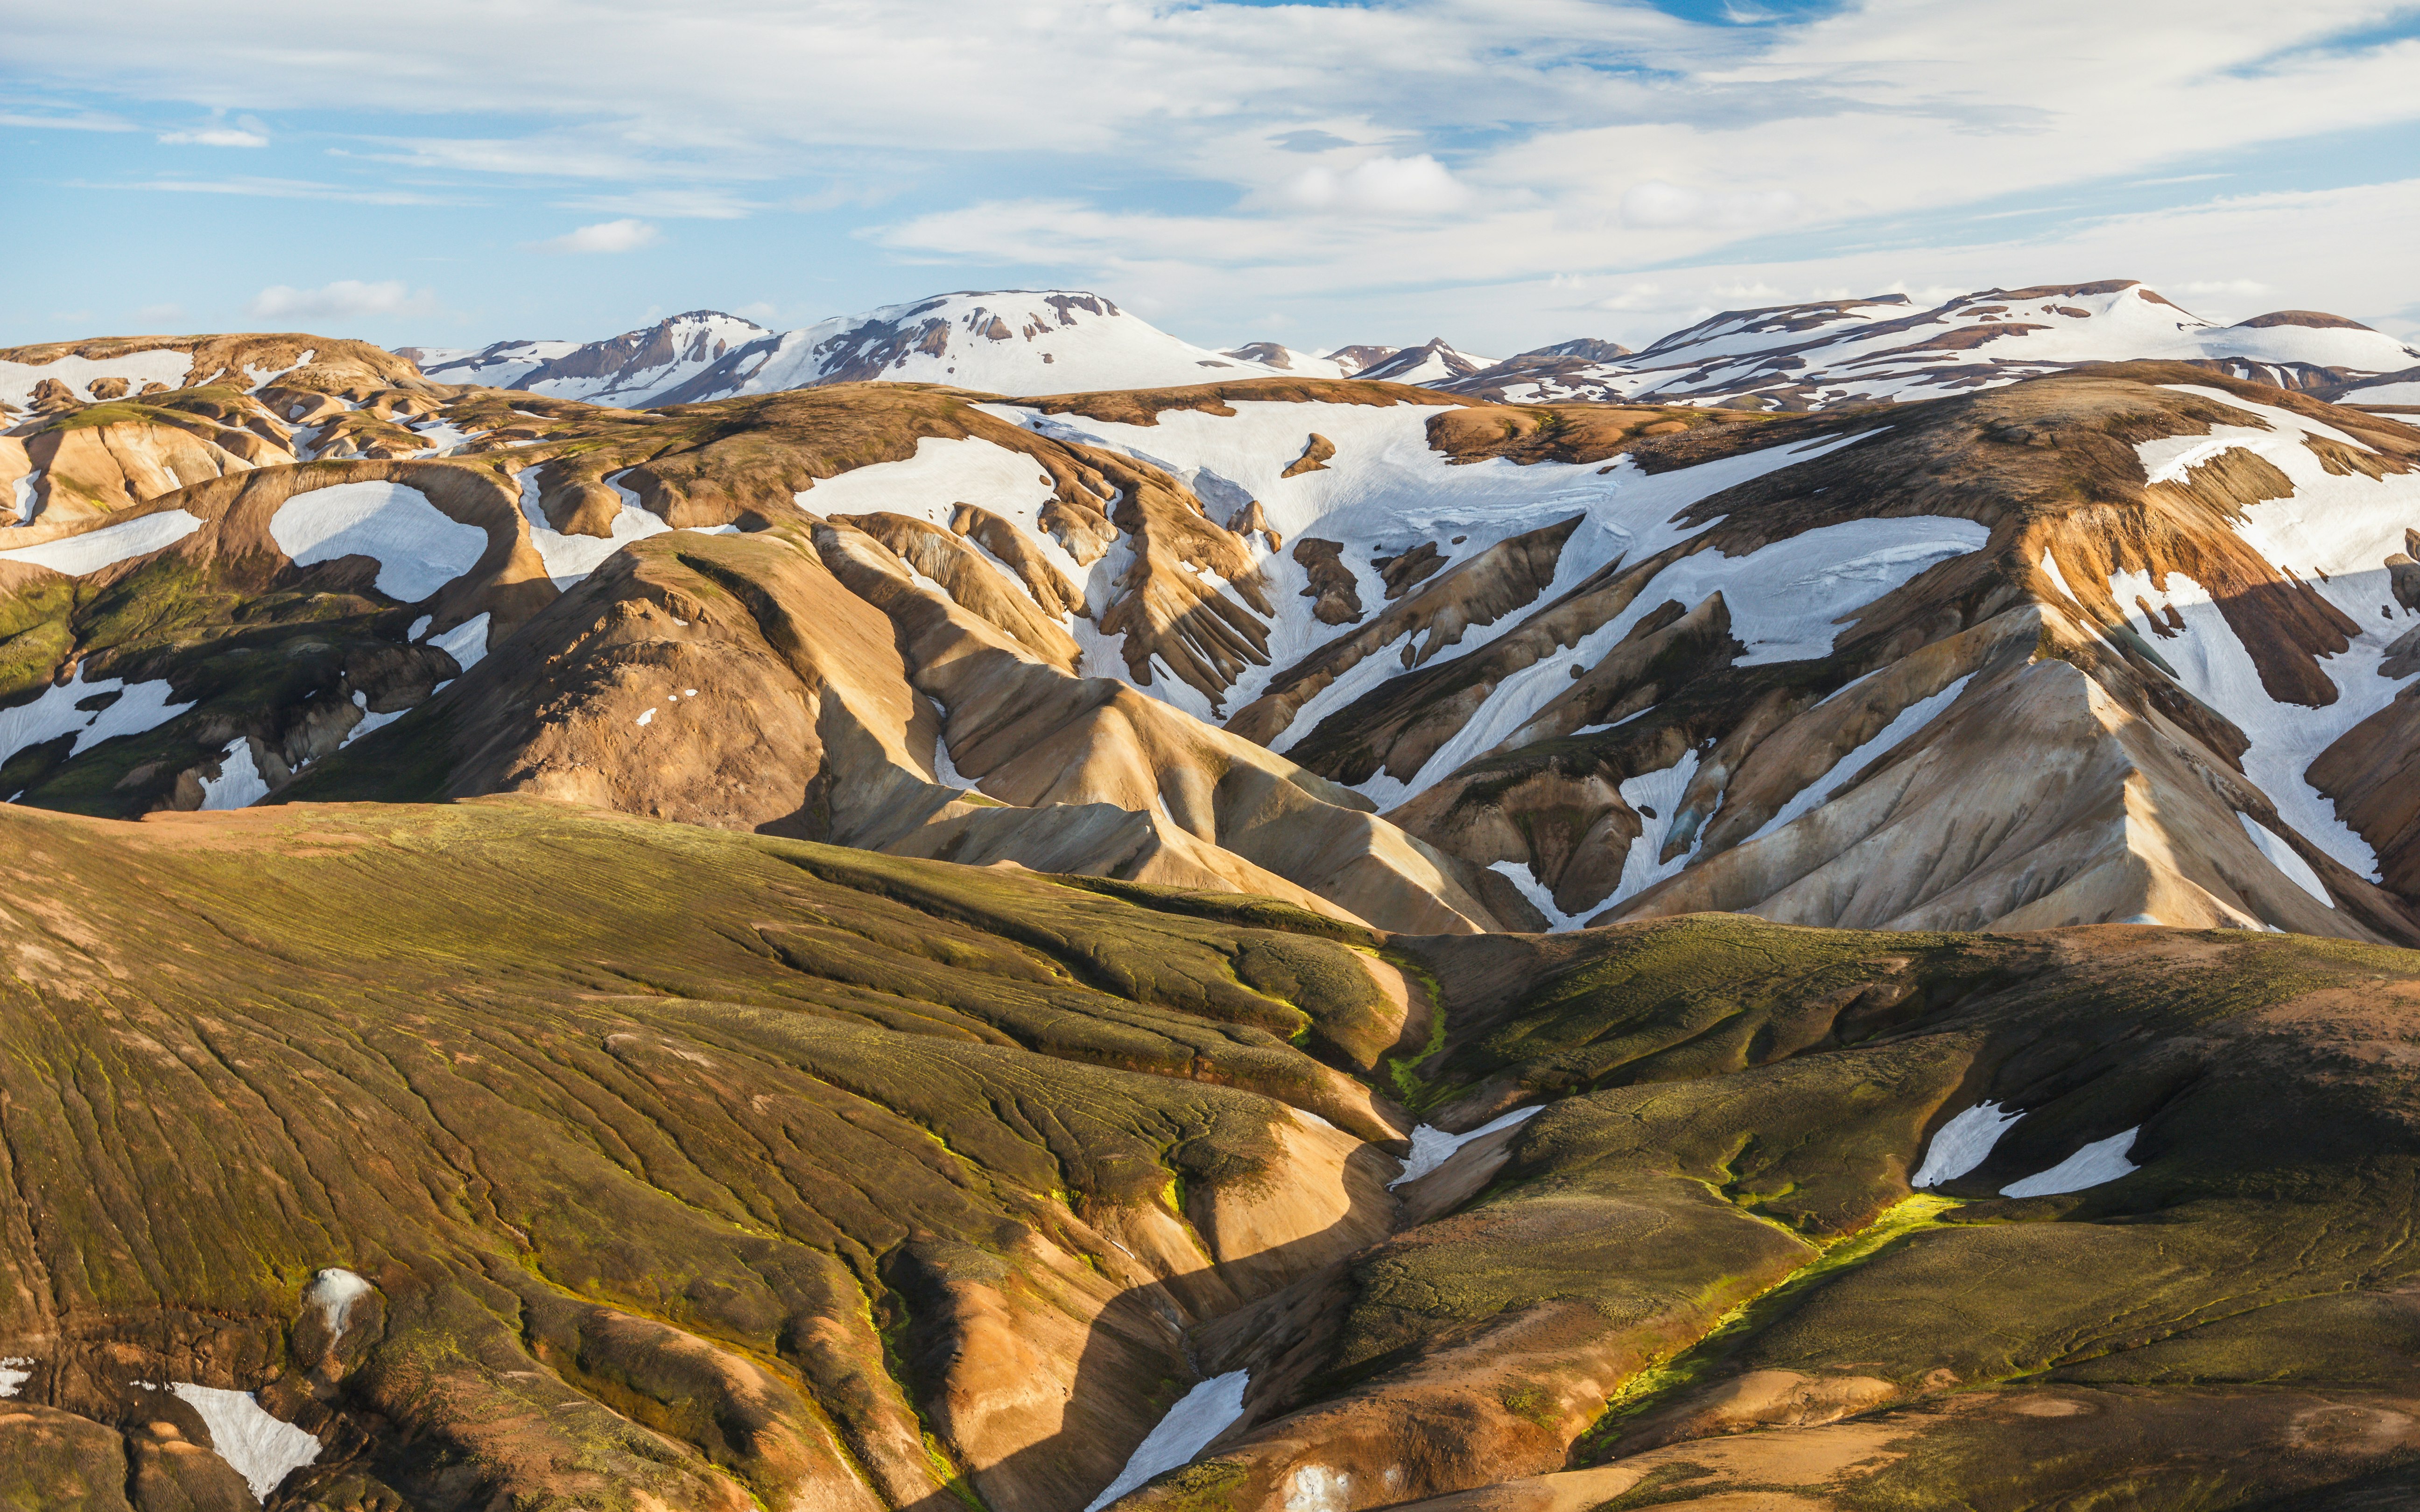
(0, 798, 1401, 1511)
(1198, 920, 2420, 1511)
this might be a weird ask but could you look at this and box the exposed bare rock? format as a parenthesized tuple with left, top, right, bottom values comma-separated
(1290, 537, 1364, 626)
(1231, 518, 1581, 750)
(1280, 432, 1335, 477)
(809, 516, 1513, 933)
(1226, 497, 1281, 551)
(2310, 682, 2420, 901)
(952, 501, 1086, 617)
(1375, 541, 1447, 599)
(837, 510, 1083, 672)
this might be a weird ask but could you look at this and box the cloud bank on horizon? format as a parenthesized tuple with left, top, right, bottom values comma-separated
(3, 0, 2418, 353)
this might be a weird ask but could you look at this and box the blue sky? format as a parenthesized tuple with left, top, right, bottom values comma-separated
(6, 0, 2418, 356)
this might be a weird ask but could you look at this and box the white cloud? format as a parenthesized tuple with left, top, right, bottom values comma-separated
(158, 127, 267, 147)
(246, 280, 443, 321)
(1273, 155, 1470, 217)
(526, 217, 661, 253)
(733, 301, 779, 321)
(1619, 180, 1799, 231)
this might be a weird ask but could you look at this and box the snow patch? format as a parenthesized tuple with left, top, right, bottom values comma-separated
(1911, 1101, 2022, 1187)
(2001, 1127, 2141, 1198)
(197, 739, 271, 810)
(272, 482, 486, 602)
(429, 613, 492, 674)
(2236, 812, 2332, 907)
(1391, 1105, 1544, 1189)
(0, 510, 202, 574)
(1746, 675, 1976, 845)
(305, 1268, 372, 1339)
(1084, 1371, 1251, 1511)
(0, 1358, 29, 1398)
(1487, 860, 1589, 932)
(1605, 750, 1704, 910)
(0, 667, 194, 771)
(155, 1383, 321, 1501)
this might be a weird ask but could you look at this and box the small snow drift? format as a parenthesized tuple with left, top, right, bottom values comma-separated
(154, 1382, 321, 1501)
(2002, 1127, 2142, 1197)
(306, 1267, 373, 1338)
(1912, 1101, 2024, 1187)
(271, 481, 487, 602)
(1391, 1105, 1544, 1188)
(1084, 1371, 1251, 1511)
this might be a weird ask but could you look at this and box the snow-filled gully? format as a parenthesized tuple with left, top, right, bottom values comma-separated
(1913, 1101, 2141, 1197)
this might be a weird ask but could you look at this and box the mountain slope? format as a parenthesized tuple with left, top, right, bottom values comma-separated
(8, 352, 2418, 947)
(3, 801, 2418, 1509)
(1444, 280, 2420, 411)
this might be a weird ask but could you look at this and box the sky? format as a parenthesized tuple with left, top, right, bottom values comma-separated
(6, 0, 2420, 358)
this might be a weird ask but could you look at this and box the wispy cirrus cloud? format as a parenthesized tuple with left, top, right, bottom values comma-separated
(525, 217, 659, 253)
(158, 126, 267, 147)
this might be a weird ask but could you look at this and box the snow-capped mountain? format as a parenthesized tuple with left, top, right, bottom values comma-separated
(1445, 280, 2420, 410)
(415, 312, 773, 406)
(1355, 337, 1499, 386)
(1219, 342, 1351, 379)
(1322, 344, 1401, 377)
(648, 291, 1281, 402)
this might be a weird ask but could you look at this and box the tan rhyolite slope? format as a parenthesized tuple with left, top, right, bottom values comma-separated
(6, 350, 2419, 946)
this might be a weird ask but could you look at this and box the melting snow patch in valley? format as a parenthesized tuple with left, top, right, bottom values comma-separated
(1603, 749, 1703, 910)
(429, 613, 492, 674)
(1391, 1105, 1544, 1188)
(1084, 1371, 1251, 1511)
(143, 1383, 320, 1501)
(2237, 813, 2333, 906)
(2002, 1128, 2141, 1198)
(0, 1357, 29, 1397)
(197, 740, 271, 810)
(1912, 1101, 2023, 1187)
(272, 481, 487, 602)
(2110, 566, 2396, 880)
(1, 668, 194, 772)
(1488, 861, 1589, 931)
(0, 510, 203, 574)
(345, 691, 406, 745)
(518, 467, 676, 587)
(10, 470, 35, 525)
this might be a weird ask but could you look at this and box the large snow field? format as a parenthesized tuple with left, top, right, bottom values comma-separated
(2110, 386, 2420, 880)
(271, 482, 487, 602)
(1346, 513, 1991, 809)
(1084, 1371, 1252, 1512)
(0, 509, 203, 574)
(0, 348, 193, 412)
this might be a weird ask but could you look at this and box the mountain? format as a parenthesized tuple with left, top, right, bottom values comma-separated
(9, 294, 2420, 1508)
(1352, 336, 1498, 385)
(1322, 343, 1401, 377)
(1442, 280, 2420, 410)
(1220, 341, 1351, 379)
(410, 311, 774, 405)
